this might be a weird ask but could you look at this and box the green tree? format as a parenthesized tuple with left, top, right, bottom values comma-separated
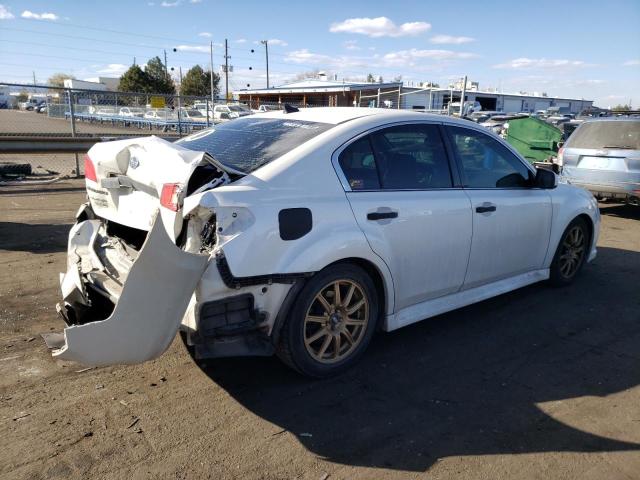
(16, 90, 29, 102)
(48, 73, 75, 87)
(612, 104, 631, 111)
(145, 56, 175, 94)
(180, 65, 220, 97)
(366, 73, 375, 83)
(377, 75, 384, 83)
(118, 65, 150, 93)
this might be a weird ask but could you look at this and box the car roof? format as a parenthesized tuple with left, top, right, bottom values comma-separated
(581, 117, 640, 123)
(256, 106, 452, 125)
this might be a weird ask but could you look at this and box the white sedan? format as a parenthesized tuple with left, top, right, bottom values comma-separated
(51, 107, 600, 377)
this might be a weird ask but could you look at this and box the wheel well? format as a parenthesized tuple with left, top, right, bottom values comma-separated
(329, 257, 388, 327)
(576, 213, 594, 246)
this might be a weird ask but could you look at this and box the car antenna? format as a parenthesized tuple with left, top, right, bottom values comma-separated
(283, 104, 299, 114)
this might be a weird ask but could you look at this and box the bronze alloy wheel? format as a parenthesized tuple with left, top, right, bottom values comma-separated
(559, 224, 586, 279)
(303, 279, 369, 364)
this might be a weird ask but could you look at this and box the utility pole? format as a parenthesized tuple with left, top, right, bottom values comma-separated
(260, 40, 270, 88)
(32, 71, 36, 86)
(164, 49, 168, 77)
(209, 41, 215, 105)
(224, 38, 229, 101)
(460, 75, 467, 117)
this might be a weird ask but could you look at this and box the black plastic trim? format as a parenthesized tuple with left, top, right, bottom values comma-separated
(216, 253, 312, 289)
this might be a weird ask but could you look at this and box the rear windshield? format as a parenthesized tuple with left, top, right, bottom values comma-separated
(567, 121, 640, 149)
(176, 117, 334, 173)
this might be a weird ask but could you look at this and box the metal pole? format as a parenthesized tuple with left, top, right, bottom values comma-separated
(397, 87, 401, 109)
(460, 75, 467, 117)
(177, 67, 183, 136)
(164, 49, 168, 77)
(428, 87, 433, 111)
(206, 98, 210, 127)
(67, 89, 80, 177)
(377, 88, 381, 108)
(209, 41, 215, 106)
(224, 38, 229, 102)
(260, 40, 270, 88)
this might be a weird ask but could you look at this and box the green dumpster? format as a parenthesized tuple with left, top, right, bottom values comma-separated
(504, 116, 562, 163)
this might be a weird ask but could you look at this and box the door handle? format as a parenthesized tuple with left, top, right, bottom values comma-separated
(367, 211, 398, 221)
(475, 204, 497, 213)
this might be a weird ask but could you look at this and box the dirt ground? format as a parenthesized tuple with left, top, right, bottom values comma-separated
(1, 180, 639, 480)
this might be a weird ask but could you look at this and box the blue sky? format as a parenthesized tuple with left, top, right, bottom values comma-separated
(1, 0, 638, 106)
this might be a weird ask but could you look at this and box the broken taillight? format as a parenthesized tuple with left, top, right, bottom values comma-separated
(84, 154, 97, 182)
(160, 183, 183, 211)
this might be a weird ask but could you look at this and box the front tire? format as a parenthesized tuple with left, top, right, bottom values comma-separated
(549, 217, 590, 286)
(277, 264, 379, 378)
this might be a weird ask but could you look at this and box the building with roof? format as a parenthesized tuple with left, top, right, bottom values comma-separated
(236, 78, 593, 114)
(236, 78, 403, 109)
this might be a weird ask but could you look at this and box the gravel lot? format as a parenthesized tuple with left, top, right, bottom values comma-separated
(1, 180, 639, 480)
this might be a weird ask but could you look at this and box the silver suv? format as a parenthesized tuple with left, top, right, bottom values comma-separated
(560, 118, 640, 205)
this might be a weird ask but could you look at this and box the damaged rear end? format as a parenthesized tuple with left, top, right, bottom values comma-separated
(53, 136, 235, 366)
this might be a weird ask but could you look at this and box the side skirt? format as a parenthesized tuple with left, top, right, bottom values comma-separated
(384, 269, 550, 332)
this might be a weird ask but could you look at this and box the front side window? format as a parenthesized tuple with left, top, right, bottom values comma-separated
(448, 126, 532, 188)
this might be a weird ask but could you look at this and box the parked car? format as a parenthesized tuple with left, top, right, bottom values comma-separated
(560, 118, 640, 205)
(144, 109, 175, 121)
(52, 108, 600, 377)
(468, 111, 503, 124)
(213, 103, 252, 121)
(119, 107, 145, 118)
(179, 108, 208, 123)
(254, 104, 282, 113)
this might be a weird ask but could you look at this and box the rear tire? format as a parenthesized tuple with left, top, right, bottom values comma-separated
(277, 263, 379, 378)
(549, 217, 590, 287)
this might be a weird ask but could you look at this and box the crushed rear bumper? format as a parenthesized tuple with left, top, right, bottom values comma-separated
(52, 210, 208, 366)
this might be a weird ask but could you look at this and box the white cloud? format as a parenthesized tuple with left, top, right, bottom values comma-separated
(623, 59, 640, 66)
(330, 17, 430, 38)
(381, 48, 478, 67)
(174, 44, 211, 52)
(190, 0, 202, 3)
(430, 34, 475, 45)
(284, 49, 367, 70)
(0, 4, 14, 19)
(344, 40, 360, 51)
(494, 58, 590, 69)
(198, 32, 212, 37)
(235, 38, 247, 44)
(21, 10, 59, 21)
(160, 1, 180, 6)
(264, 38, 288, 46)
(97, 64, 129, 76)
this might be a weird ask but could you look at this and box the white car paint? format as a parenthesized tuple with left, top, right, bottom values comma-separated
(52, 107, 599, 367)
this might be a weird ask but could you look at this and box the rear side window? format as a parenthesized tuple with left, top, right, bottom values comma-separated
(566, 121, 640, 149)
(338, 136, 380, 190)
(448, 126, 532, 188)
(338, 124, 453, 191)
(370, 124, 452, 189)
(177, 117, 334, 173)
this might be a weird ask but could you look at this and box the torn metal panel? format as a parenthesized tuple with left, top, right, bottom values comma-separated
(53, 212, 208, 366)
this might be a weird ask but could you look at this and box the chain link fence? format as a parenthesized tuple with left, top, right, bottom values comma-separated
(0, 82, 257, 179)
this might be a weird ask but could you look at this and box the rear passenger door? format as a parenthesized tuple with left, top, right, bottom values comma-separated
(335, 123, 473, 312)
(445, 125, 553, 289)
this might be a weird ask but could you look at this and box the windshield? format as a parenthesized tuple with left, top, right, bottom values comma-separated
(177, 117, 334, 173)
(186, 110, 203, 116)
(228, 105, 247, 112)
(567, 121, 640, 149)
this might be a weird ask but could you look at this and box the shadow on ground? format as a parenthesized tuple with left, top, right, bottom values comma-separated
(198, 246, 640, 472)
(0, 222, 70, 253)
(598, 202, 640, 220)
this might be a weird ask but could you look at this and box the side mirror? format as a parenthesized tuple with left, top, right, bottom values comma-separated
(534, 167, 558, 189)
